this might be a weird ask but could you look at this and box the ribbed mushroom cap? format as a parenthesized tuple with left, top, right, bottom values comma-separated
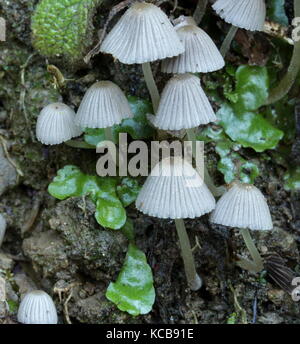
(161, 18, 225, 74)
(100, 2, 184, 64)
(36, 103, 82, 145)
(0, 213, 6, 247)
(76, 81, 133, 129)
(210, 182, 273, 230)
(136, 157, 215, 219)
(153, 73, 217, 130)
(17, 290, 58, 324)
(212, 0, 266, 31)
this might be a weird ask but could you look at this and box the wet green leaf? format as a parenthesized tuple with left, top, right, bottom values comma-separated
(267, 0, 288, 26)
(284, 167, 300, 191)
(48, 165, 85, 200)
(106, 244, 155, 316)
(114, 96, 154, 140)
(234, 66, 269, 112)
(83, 96, 154, 146)
(218, 154, 260, 184)
(121, 218, 135, 242)
(117, 177, 141, 207)
(48, 165, 127, 229)
(217, 103, 284, 152)
(31, 0, 103, 64)
(84, 128, 106, 147)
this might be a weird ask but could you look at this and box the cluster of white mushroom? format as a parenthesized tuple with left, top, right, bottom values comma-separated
(34, 0, 269, 292)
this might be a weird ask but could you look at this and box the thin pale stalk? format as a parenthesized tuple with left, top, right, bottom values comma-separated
(175, 219, 202, 291)
(186, 128, 225, 197)
(220, 25, 238, 58)
(193, 0, 208, 25)
(240, 228, 264, 272)
(265, 1, 300, 104)
(142, 62, 160, 113)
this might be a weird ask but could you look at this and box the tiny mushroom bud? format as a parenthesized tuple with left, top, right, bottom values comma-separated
(0, 213, 6, 247)
(212, 0, 266, 32)
(76, 81, 133, 129)
(210, 181, 273, 231)
(152, 73, 217, 130)
(136, 156, 216, 291)
(100, 2, 184, 64)
(161, 16, 225, 74)
(17, 290, 58, 324)
(36, 102, 82, 145)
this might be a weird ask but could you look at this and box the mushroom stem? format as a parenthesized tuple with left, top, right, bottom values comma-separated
(175, 219, 202, 290)
(220, 25, 238, 58)
(264, 0, 300, 105)
(193, 0, 208, 25)
(239, 228, 264, 272)
(104, 126, 115, 142)
(186, 128, 226, 197)
(64, 140, 95, 149)
(142, 62, 160, 113)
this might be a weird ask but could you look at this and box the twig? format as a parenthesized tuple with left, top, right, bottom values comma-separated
(20, 54, 36, 141)
(0, 135, 24, 177)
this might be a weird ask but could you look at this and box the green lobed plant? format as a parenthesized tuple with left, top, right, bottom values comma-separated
(32, 0, 300, 317)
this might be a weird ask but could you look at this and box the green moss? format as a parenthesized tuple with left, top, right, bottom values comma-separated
(31, 0, 103, 64)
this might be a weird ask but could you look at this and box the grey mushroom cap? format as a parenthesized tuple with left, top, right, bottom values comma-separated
(17, 290, 58, 324)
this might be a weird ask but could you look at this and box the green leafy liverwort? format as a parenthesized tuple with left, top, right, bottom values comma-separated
(48, 165, 140, 230)
(31, 0, 103, 64)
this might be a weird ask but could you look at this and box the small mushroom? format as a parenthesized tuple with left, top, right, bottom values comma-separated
(136, 156, 215, 290)
(212, 0, 266, 32)
(210, 181, 272, 272)
(162, 16, 225, 74)
(76, 81, 132, 129)
(210, 182, 273, 231)
(100, 2, 184, 112)
(17, 290, 58, 324)
(152, 73, 217, 130)
(36, 102, 82, 145)
(100, 2, 184, 64)
(0, 213, 6, 247)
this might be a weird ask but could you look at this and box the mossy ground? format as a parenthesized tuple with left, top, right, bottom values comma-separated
(0, 0, 299, 324)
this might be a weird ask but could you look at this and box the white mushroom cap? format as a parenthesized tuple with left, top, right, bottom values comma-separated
(136, 156, 215, 219)
(212, 0, 266, 31)
(76, 81, 133, 129)
(17, 290, 58, 324)
(161, 19, 225, 74)
(0, 213, 6, 247)
(36, 103, 82, 145)
(153, 73, 217, 130)
(100, 2, 184, 64)
(210, 182, 273, 230)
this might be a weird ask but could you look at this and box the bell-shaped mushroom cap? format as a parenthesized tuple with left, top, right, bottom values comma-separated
(153, 73, 217, 130)
(210, 182, 273, 230)
(36, 103, 82, 145)
(212, 0, 266, 31)
(161, 17, 225, 74)
(136, 157, 216, 219)
(100, 2, 184, 64)
(0, 213, 6, 247)
(17, 290, 58, 324)
(76, 81, 133, 129)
